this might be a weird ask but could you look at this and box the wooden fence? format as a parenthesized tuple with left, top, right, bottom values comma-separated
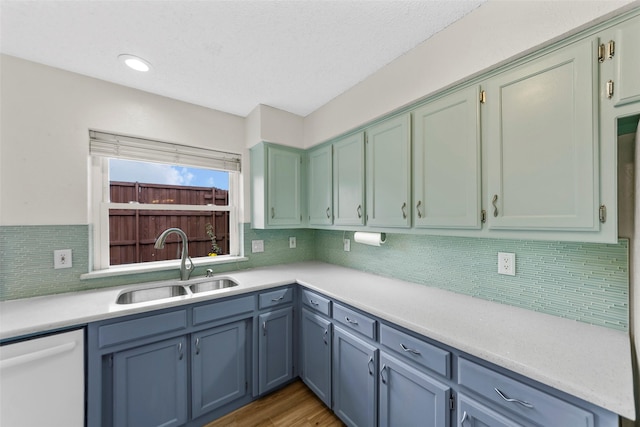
(109, 181, 229, 265)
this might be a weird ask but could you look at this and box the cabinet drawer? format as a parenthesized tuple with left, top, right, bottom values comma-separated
(332, 303, 376, 339)
(379, 323, 450, 378)
(458, 358, 594, 427)
(259, 287, 293, 309)
(98, 310, 187, 348)
(192, 295, 255, 326)
(301, 289, 331, 316)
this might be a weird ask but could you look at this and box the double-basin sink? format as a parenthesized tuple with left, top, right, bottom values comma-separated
(116, 276, 238, 305)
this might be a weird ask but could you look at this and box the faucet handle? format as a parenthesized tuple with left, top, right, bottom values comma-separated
(206, 268, 214, 278)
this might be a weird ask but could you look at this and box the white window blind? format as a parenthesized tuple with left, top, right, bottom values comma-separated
(89, 130, 241, 172)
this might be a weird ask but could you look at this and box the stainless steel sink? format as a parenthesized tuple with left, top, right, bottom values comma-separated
(189, 278, 238, 294)
(116, 285, 188, 304)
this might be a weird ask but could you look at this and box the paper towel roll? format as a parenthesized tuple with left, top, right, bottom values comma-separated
(353, 232, 386, 247)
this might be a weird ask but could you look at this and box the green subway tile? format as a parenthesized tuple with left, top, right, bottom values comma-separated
(0, 225, 629, 332)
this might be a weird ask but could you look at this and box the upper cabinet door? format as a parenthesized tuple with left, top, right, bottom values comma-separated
(412, 86, 481, 229)
(308, 145, 333, 225)
(333, 132, 366, 226)
(366, 115, 411, 228)
(267, 146, 302, 226)
(486, 38, 599, 231)
(613, 17, 640, 107)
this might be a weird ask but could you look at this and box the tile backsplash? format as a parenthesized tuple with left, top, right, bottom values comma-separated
(0, 224, 629, 331)
(315, 231, 629, 331)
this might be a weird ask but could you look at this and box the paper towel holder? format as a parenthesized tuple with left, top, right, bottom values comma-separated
(353, 231, 386, 247)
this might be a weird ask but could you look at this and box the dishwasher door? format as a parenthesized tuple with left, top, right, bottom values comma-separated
(0, 328, 84, 427)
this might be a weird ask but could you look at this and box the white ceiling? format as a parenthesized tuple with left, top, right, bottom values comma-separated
(0, 0, 485, 117)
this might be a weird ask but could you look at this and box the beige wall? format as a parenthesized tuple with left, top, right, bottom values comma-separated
(0, 55, 247, 225)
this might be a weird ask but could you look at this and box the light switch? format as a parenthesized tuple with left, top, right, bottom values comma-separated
(54, 249, 73, 269)
(252, 240, 264, 253)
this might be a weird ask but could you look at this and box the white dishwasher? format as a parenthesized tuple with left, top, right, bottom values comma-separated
(0, 328, 84, 427)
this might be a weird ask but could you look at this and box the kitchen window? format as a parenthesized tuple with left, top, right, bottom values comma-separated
(88, 130, 242, 274)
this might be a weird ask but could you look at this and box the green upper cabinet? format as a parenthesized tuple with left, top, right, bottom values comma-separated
(485, 37, 599, 232)
(365, 115, 411, 228)
(250, 142, 304, 229)
(308, 144, 333, 225)
(333, 132, 366, 226)
(611, 16, 640, 107)
(412, 86, 481, 229)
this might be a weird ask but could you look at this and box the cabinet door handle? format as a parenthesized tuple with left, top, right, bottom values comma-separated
(262, 321, 267, 336)
(357, 204, 362, 219)
(416, 200, 422, 218)
(323, 329, 328, 345)
(309, 299, 319, 306)
(367, 356, 374, 375)
(345, 316, 359, 325)
(400, 343, 421, 355)
(492, 194, 499, 217)
(460, 411, 469, 425)
(271, 295, 285, 302)
(326, 207, 331, 218)
(178, 342, 183, 360)
(195, 338, 200, 355)
(380, 364, 387, 384)
(494, 387, 534, 408)
(271, 207, 275, 219)
(401, 202, 407, 219)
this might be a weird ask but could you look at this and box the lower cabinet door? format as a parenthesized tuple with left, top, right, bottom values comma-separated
(457, 394, 523, 427)
(379, 353, 451, 427)
(301, 309, 332, 407)
(113, 336, 188, 427)
(258, 306, 294, 394)
(333, 327, 378, 427)
(192, 320, 248, 419)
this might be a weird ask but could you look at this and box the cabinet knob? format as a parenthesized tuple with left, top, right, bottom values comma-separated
(416, 201, 422, 218)
(380, 364, 388, 384)
(326, 207, 331, 218)
(357, 205, 362, 219)
(367, 356, 374, 375)
(401, 202, 407, 219)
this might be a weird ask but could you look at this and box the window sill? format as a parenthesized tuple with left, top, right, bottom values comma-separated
(80, 256, 249, 280)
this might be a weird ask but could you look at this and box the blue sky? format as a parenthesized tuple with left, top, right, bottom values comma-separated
(109, 159, 229, 190)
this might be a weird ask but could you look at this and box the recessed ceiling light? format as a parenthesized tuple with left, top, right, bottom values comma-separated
(118, 54, 151, 72)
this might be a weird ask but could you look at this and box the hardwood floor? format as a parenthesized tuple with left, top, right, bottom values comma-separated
(204, 380, 344, 427)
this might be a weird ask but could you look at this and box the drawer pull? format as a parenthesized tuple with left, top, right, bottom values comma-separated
(345, 316, 359, 325)
(494, 387, 534, 408)
(367, 356, 374, 375)
(380, 364, 387, 384)
(400, 343, 421, 355)
(271, 295, 285, 302)
(309, 299, 319, 306)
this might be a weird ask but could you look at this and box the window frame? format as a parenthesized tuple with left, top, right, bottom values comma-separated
(88, 153, 244, 277)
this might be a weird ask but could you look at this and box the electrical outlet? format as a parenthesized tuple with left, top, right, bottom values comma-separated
(343, 238, 351, 252)
(54, 249, 73, 269)
(289, 236, 296, 249)
(251, 240, 264, 253)
(498, 252, 515, 276)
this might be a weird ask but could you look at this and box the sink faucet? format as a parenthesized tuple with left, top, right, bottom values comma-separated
(154, 228, 194, 280)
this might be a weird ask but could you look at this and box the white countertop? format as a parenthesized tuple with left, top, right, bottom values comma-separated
(0, 261, 635, 420)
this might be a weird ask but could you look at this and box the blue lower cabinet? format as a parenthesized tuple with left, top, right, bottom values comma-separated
(113, 336, 188, 427)
(379, 352, 451, 427)
(192, 320, 248, 419)
(457, 394, 522, 427)
(258, 306, 294, 394)
(333, 327, 378, 427)
(300, 308, 332, 407)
